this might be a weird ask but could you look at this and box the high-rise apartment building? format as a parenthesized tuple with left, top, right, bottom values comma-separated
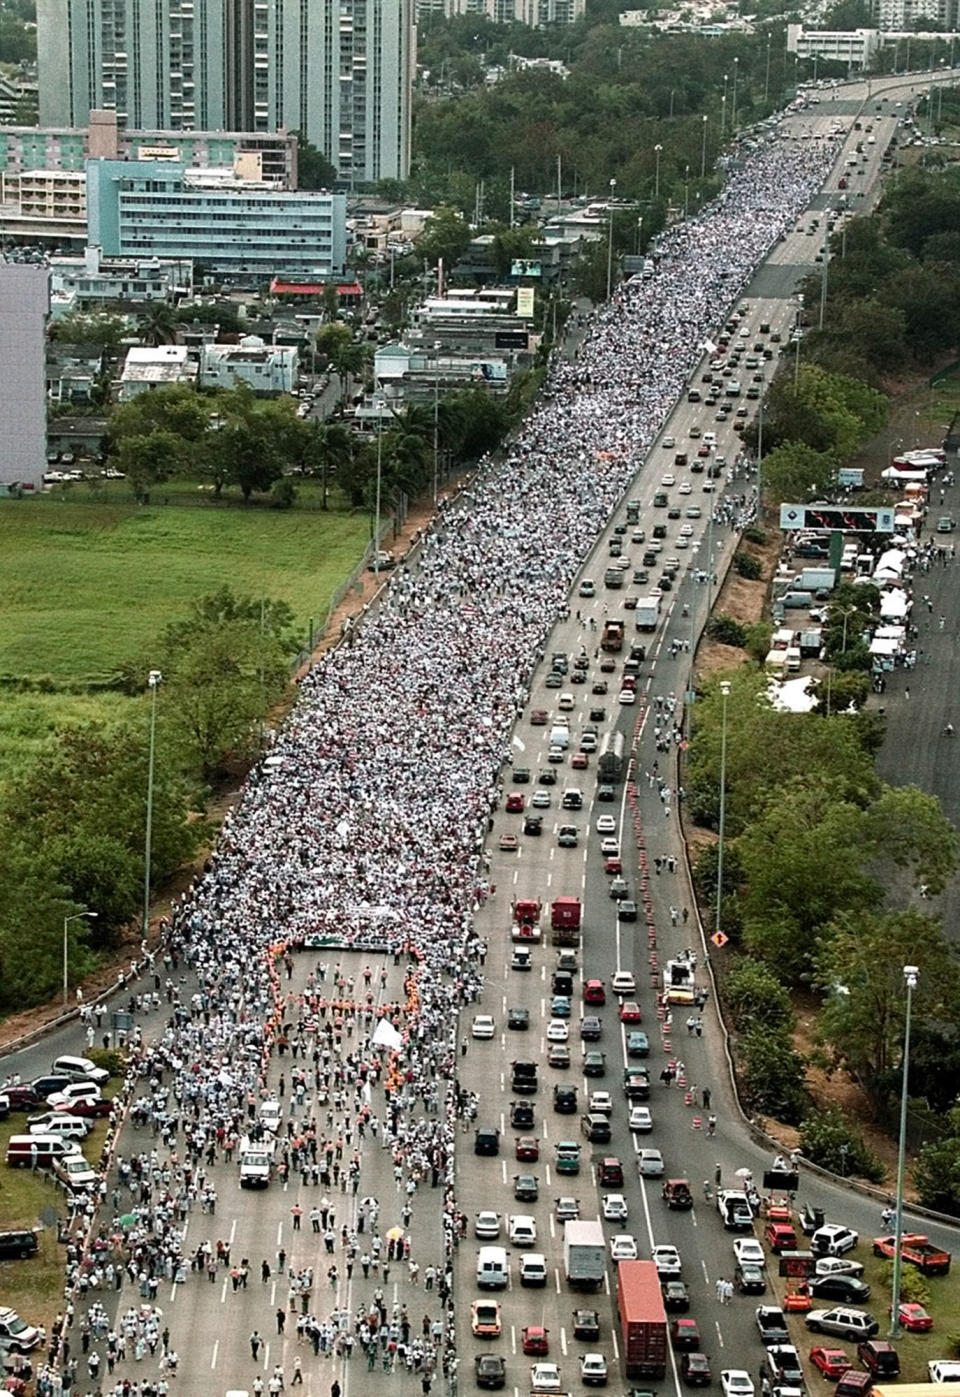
(36, 0, 414, 183)
(415, 0, 584, 21)
(0, 263, 50, 491)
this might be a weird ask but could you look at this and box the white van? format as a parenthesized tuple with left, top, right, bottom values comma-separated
(549, 725, 570, 750)
(476, 1246, 509, 1290)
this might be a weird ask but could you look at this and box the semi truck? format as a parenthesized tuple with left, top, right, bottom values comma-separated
(550, 896, 582, 947)
(598, 731, 625, 784)
(563, 1219, 606, 1289)
(618, 1260, 668, 1378)
(601, 619, 625, 652)
(635, 595, 662, 632)
(511, 897, 542, 943)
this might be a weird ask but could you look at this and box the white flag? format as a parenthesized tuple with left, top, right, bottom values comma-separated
(373, 1018, 403, 1051)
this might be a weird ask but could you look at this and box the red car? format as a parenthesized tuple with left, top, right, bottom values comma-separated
(515, 1136, 540, 1162)
(53, 1096, 113, 1118)
(619, 1001, 643, 1023)
(2, 1086, 43, 1111)
(604, 856, 623, 875)
(522, 1326, 549, 1356)
(671, 1318, 701, 1351)
(810, 1348, 852, 1379)
(584, 980, 606, 1005)
(571, 752, 588, 769)
(505, 792, 524, 812)
(895, 1302, 932, 1333)
(531, 710, 548, 726)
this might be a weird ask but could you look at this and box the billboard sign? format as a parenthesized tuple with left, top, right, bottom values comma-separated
(779, 504, 894, 533)
(516, 287, 535, 318)
(512, 260, 542, 279)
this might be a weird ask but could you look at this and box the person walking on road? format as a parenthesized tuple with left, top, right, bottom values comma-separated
(276, 1310, 286, 1336)
(251, 1332, 262, 1361)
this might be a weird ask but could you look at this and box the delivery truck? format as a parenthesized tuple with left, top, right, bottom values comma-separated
(601, 619, 625, 652)
(550, 896, 582, 947)
(563, 1219, 606, 1289)
(598, 731, 625, 784)
(618, 1260, 668, 1378)
(635, 595, 662, 632)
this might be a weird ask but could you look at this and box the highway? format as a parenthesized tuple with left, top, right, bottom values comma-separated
(1, 66, 956, 1397)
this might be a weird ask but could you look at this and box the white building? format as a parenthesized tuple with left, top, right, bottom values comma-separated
(50, 245, 192, 305)
(0, 263, 50, 491)
(118, 345, 198, 400)
(786, 24, 880, 64)
(416, 0, 584, 21)
(199, 338, 298, 396)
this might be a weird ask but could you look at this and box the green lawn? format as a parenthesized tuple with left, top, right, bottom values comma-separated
(0, 493, 370, 685)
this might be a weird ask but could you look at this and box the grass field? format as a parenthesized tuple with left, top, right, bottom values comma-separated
(0, 493, 370, 686)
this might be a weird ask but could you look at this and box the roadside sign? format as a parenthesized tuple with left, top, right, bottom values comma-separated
(711, 931, 728, 948)
(779, 504, 894, 532)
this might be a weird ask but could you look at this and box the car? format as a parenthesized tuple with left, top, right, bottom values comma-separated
(609, 878, 629, 900)
(571, 752, 588, 769)
(505, 791, 524, 812)
(734, 1239, 765, 1267)
(618, 690, 636, 705)
(812, 1224, 859, 1256)
(663, 1280, 691, 1311)
(474, 1127, 500, 1156)
(734, 1263, 767, 1295)
(815, 1256, 865, 1279)
(515, 1136, 539, 1161)
(523, 814, 543, 836)
(0, 1230, 38, 1261)
(756, 1308, 789, 1346)
(520, 1254, 548, 1288)
(548, 1044, 570, 1068)
(596, 814, 617, 835)
(580, 1354, 608, 1387)
(679, 481, 692, 495)
(618, 900, 638, 922)
(663, 436, 676, 448)
(627, 1031, 650, 1057)
(638, 1149, 665, 1177)
(858, 1340, 899, 1377)
(531, 1363, 562, 1392)
(805, 1309, 879, 1341)
(598, 1157, 624, 1186)
(681, 1353, 712, 1387)
(508, 1007, 530, 1030)
(765, 1347, 804, 1387)
(551, 996, 572, 1018)
(611, 970, 636, 994)
(51, 1095, 112, 1118)
(602, 1194, 628, 1221)
(27, 1111, 91, 1136)
(653, 1244, 682, 1276)
(661, 473, 676, 486)
(531, 709, 548, 726)
(597, 783, 616, 803)
(589, 1091, 613, 1114)
(583, 1051, 606, 1077)
(611, 1235, 639, 1261)
(928, 1361, 960, 1383)
(600, 837, 620, 856)
(522, 1325, 550, 1354)
(604, 855, 622, 875)
(556, 1197, 580, 1222)
(509, 1214, 537, 1246)
(498, 833, 519, 851)
(628, 1106, 653, 1132)
(721, 1371, 754, 1397)
(510, 1101, 534, 1130)
(809, 1275, 871, 1304)
(3, 1085, 42, 1111)
(573, 1310, 601, 1341)
(475, 1211, 501, 1239)
(620, 1002, 643, 1024)
(471, 1015, 495, 1040)
(475, 1355, 506, 1389)
(531, 789, 551, 808)
(471, 1301, 502, 1337)
(672, 1318, 701, 1350)
(895, 1302, 932, 1333)
(0, 1310, 40, 1353)
(45, 1080, 100, 1107)
(554, 1085, 578, 1113)
(545, 1016, 570, 1045)
(545, 672, 563, 689)
(513, 765, 531, 781)
(558, 826, 579, 848)
(810, 1347, 853, 1379)
(584, 979, 606, 1005)
(579, 580, 596, 597)
(581, 1016, 602, 1041)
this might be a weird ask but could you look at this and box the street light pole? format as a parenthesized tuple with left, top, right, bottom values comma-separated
(722, 74, 728, 135)
(63, 911, 97, 1010)
(606, 177, 617, 299)
(636, 215, 643, 255)
(890, 965, 919, 1339)
(701, 114, 709, 179)
(764, 33, 772, 103)
(732, 57, 740, 130)
(143, 669, 162, 942)
(433, 340, 442, 505)
(716, 681, 732, 941)
(684, 164, 690, 219)
(654, 145, 663, 199)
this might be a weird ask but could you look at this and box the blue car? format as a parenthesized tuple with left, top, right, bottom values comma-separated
(551, 996, 572, 1019)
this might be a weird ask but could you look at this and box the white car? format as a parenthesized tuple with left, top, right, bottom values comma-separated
(652, 1244, 682, 1276)
(520, 1254, 548, 1287)
(531, 1364, 562, 1392)
(618, 690, 636, 705)
(531, 790, 552, 808)
(547, 1020, 569, 1042)
(579, 580, 596, 597)
(929, 1362, 960, 1383)
(596, 814, 617, 834)
(602, 1193, 628, 1221)
(661, 473, 676, 486)
(663, 436, 676, 449)
(679, 481, 693, 495)
(611, 971, 636, 995)
(259, 1099, 282, 1133)
(472, 1015, 496, 1040)
(679, 524, 694, 537)
(811, 1224, 858, 1256)
(628, 1105, 653, 1132)
(610, 1234, 638, 1261)
(721, 1372, 755, 1397)
(600, 837, 620, 856)
(815, 1255, 865, 1278)
(734, 1238, 766, 1267)
(509, 1215, 537, 1247)
(589, 1091, 613, 1115)
(475, 1211, 501, 1239)
(637, 1148, 664, 1177)
(580, 1354, 608, 1386)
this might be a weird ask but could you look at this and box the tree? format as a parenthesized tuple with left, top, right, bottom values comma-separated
(138, 301, 179, 346)
(913, 1131, 960, 1216)
(329, 340, 369, 410)
(809, 670, 870, 714)
(816, 908, 960, 1089)
(738, 1025, 808, 1124)
(758, 440, 838, 509)
(313, 322, 352, 364)
(724, 957, 794, 1033)
(863, 786, 960, 897)
(114, 429, 189, 501)
(0, 844, 85, 1013)
(799, 1108, 884, 1181)
(49, 312, 129, 350)
(290, 132, 338, 189)
(419, 206, 472, 268)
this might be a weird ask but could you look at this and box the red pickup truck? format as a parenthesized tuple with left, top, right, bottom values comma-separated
(872, 1233, 951, 1276)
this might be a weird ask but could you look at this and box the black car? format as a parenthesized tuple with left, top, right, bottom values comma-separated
(513, 1173, 539, 1201)
(474, 1128, 500, 1156)
(512, 766, 531, 783)
(581, 1016, 602, 1041)
(662, 1280, 691, 1312)
(552, 972, 574, 996)
(509, 1101, 534, 1128)
(30, 1076, 73, 1101)
(734, 1263, 767, 1295)
(538, 768, 557, 786)
(589, 707, 607, 723)
(475, 1355, 506, 1389)
(681, 1353, 712, 1387)
(0, 1229, 38, 1260)
(597, 785, 616, 803)
(583, 1051, 606, 1077)
(508, 1007, 530, 1031)
(573, 1310, 601, 1341)
(618, 901, 638, 923)
(554, 1085, 578, 1113)
(810, 1275, 872, 1304)
(523, 815, 543, 836)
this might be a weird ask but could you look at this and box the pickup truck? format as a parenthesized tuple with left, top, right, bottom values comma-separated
(872, 1233, 951, 1275)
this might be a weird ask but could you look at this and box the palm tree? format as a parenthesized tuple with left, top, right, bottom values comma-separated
(308, 422, 352, 509)
(138, 301, 179, 347)
(330, 341, 369, 411)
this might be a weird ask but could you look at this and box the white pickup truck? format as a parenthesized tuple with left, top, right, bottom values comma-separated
(239, 1137, 275, 1189)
